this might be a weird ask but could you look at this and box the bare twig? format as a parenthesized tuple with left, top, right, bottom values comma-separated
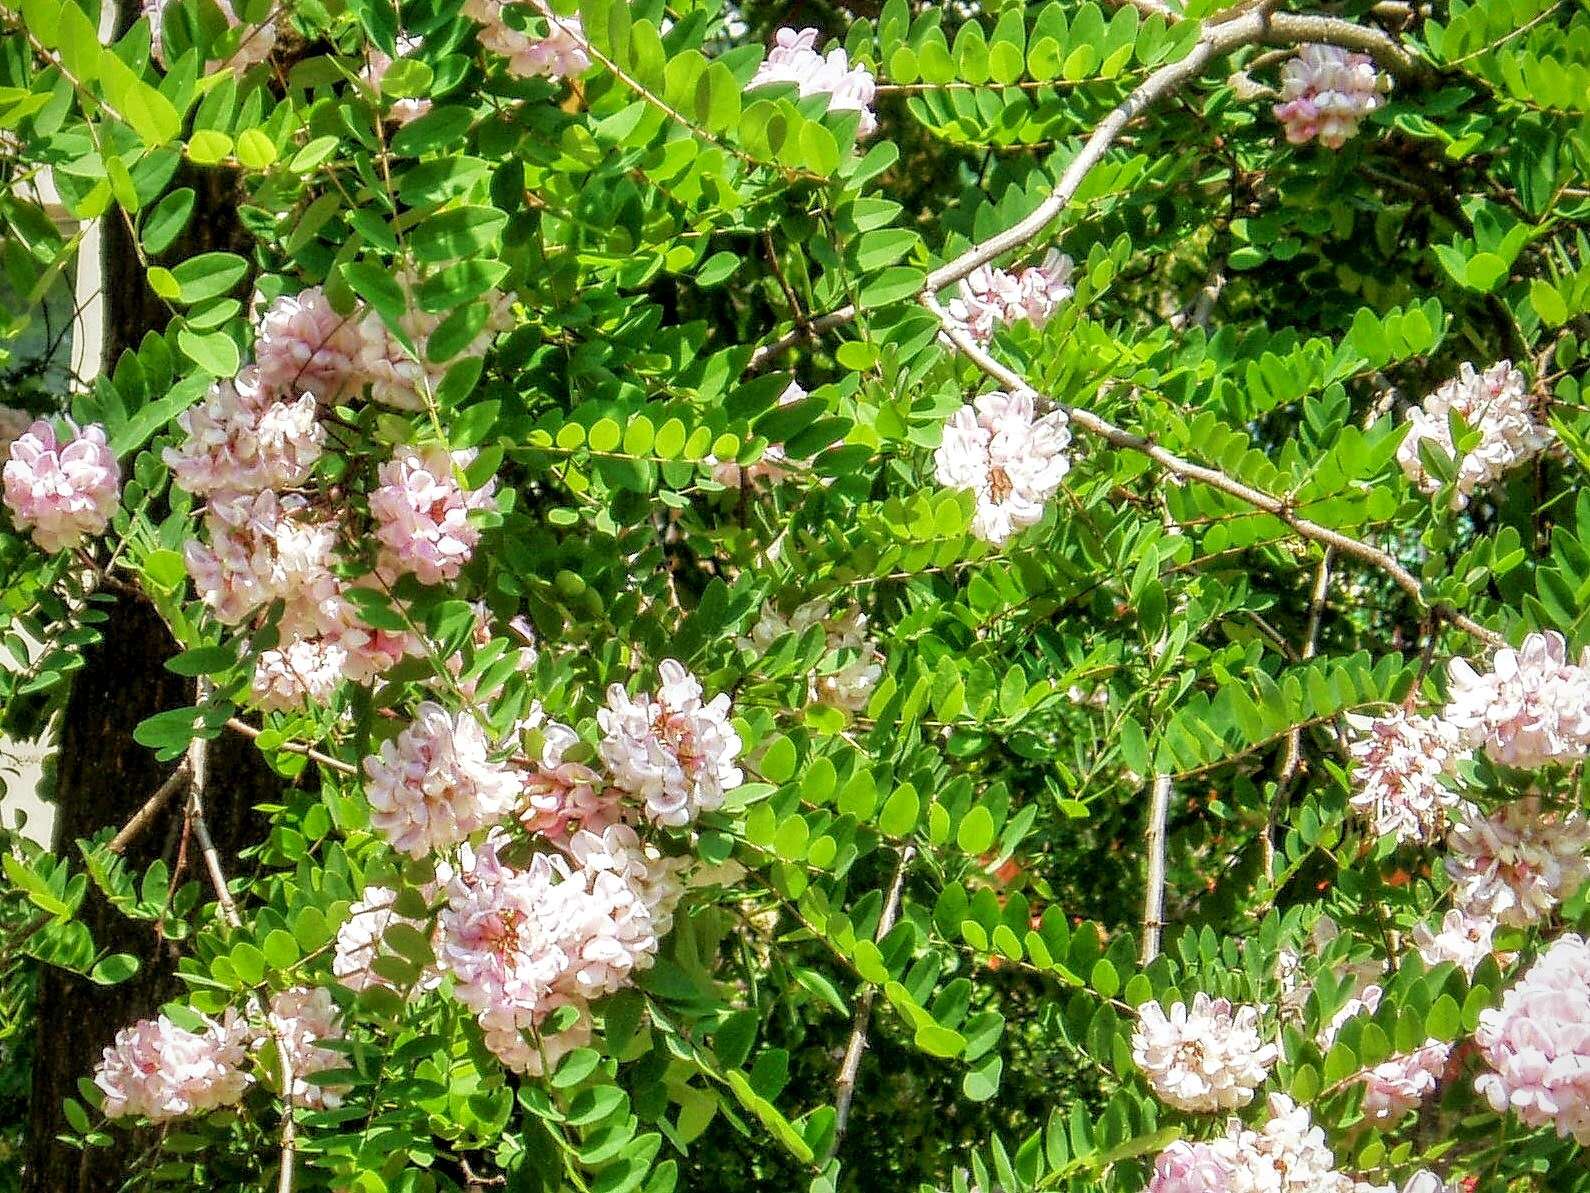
(108, 764, 191, 854)
(226, 717, 357, 776)
(925, 294, 1503, 648)
(826, 844, 915, 1164)
(1141, 773, 1173, 964)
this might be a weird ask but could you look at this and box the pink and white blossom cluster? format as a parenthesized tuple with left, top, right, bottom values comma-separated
(182, 490, 339, 625)
(356, 277, 516, 411)
(1445, 797, 1590, 927)
(164, 369, 324, 497)
(1397, 361, 1552, 507)
(517, 722, 624, 843)
(749, 28, 878, 137)
(362, 703, 521, 857)
(1413, 907, 1497, 978)
(266, 986, 349, 1109)
(598, 659, 743, 827)
(934, 390, 1071, 545)
(371, 446, 497, 584)
(943, 250, 1074, 345)
(93, 1010, 251, 1122)
(1345, 708, 1462, 843)
(1130, 993, 1279, 1113)
(3, 420, 120, 552)
(1475, 933, 1590, 1143)
(463, 0, 590, 80)
(1145, 1095, 1364, 1192)
(737, 598, 883, 712)
(1272, 44, 1389, 148)
(1358, 1040, 1451, 1123)
(1444, 631, 1590, 768)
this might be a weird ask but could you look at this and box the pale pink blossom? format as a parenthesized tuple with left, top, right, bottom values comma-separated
(1272, 44, 1389, 148)
(464, 0, 589, 80)
(94, 1010, 251, 1121)
(332, 885, 432, 993)
(1130, 993, 1279, 1112)
(1319, 983, 1384, 1051)
(598, 659, 743, 827)
(144, 0, 275, 74)
(1358, 1040, 1450, 1123)
(1345, 709, 1462, 843)
(356, 280, 515, 410)
(934, 390, 1071, 544)
(361, 35, 432, 125)
(253, 286, 366, 403)
(1444, 631, 1590, 768)
(164, 369, 324, 498)
(1413, 908, 1497, 978)
(517, 723, 622, 843)
(749, 28, 878, 137)
(3, 420, 120, 552)
(1446, 797, 1590, 926)
(737, 598, 882, 712)
(565, 823, 688, 937)
(1475, 933, 1590, 1143)
(1218, 1094, 1358, 1192)
(371, 445, 497, 584)
(1146, 1140, 1236, 1193)
(1397, 361, 1552, 507)
(184, 490, 339, 625)
(362, 703, 520, 857)
(251, 636, 348, 710)
(943, 250, 1074, 345)
(266, 986, 348, 1109)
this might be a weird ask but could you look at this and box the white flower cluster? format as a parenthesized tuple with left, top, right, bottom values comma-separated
(1272, 44, 1389, 148)
(943, 250, 1074, 345)
(749, 28, 878, 137)
(1146, 1094, 1372, 1192)
(1445, 630, 1590, 768)
(934, 390, 1071, 544)
(1345, 709, 1462, 843)
(1413, 907, 1497, 978)
(598, 658, 744, 827)
(1131, 993, 1279, 1113)
(737, 598, 883, 712)
(1396, 361, 1552, 508)
(1445, 796, 1590, 927)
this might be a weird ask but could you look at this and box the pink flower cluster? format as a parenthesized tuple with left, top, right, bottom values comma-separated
(517, 722, 624, 843)
(1130, 993, 1279, 1113)
(94, 1010, 251, 1122)
(749, 28, 878, 137)
(943, 250, 1074, 345)
(436, 836, 676, 1073)
(1345, 708, 1461, 843)
(1397, 361, 1552, 507)
(1413, 907, 1497, 978)
(363, 703, 521, 857)
(3, 420, 120, 552)
(1445, 797, 1590, 927)
(934, 390, 1072, 544)
(737, 598, 884, 712)
(598, 659, 744, 828)
(1146, 1094, 1366, 1192)
(182, 490, 339, 625)
(1445, 631, 1590, 768)
(356, 276, 516, 411)
(1475, 933, 1590, 1143)
(1272, 44, 1389, 148)
(463, 0, 590, 80)
(371, 446, 497, 584)
(164, 369, 324, 497)
(267, 986, 349, 1109)
(1359, 1040, 1450, 1123)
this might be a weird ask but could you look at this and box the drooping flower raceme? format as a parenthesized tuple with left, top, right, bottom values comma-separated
(266, 986, 349, 1109)
(565, 823, 688, 938)
(749, 27, 878, 137)
(463, 0, 589, 80)
(1444, 631, 1590, 768)
(164, 368, 324, 498)
(94, 1011, 251, 1122)
(251, 637, 349, 711)
(371, 446, 498, 584)
(1146, 1094, 1363, 1192)
(1130, 993, 1279, 1113)
(599, 659, 744, 827)
(1345, 709, 1462, 843)
(1358, 1040, 1451, 1123)
(362, 703, 520, 857)
(3, 420, 120, 552)
(253, 286, 367, 402)
(1397, 361, 1552, 507)
(356, 279, 516, 411)
(183, 490, 340, 625)
(1445, 797, 1590, 927)
(1475, 933, 1590, 1143)
(944, 250, 1074, 345)
(1272, 44, 1389, 148)
(1413, 908, 1497, 978)
(517, 722, 623, 843)
(934, 390, 1071, 545)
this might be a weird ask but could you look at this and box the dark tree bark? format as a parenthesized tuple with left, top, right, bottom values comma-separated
(21, 152, 283, 1193)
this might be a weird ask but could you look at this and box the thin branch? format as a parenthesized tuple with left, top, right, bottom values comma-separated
(924, 293, 1504, 648)
(226, 717, 357, 775)
(825, 844, 915, 1165)
(1263, 548, 1332, 879)
(108, 764, 191, 854)
(1140, 773, 1172, 965)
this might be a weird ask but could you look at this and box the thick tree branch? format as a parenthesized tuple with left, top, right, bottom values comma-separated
(1140, 773, 1172, 964)
(925, 295, 1504, 648)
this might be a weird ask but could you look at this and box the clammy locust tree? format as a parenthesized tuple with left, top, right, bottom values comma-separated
(2, 0, 1590, 1189)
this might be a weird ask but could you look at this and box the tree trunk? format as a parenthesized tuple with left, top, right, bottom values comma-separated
(22, 153, 282, 1193)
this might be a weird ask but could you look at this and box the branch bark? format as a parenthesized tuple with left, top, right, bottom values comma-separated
(107, 764, 190, 854)
(1140, 773, 1173, 964)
